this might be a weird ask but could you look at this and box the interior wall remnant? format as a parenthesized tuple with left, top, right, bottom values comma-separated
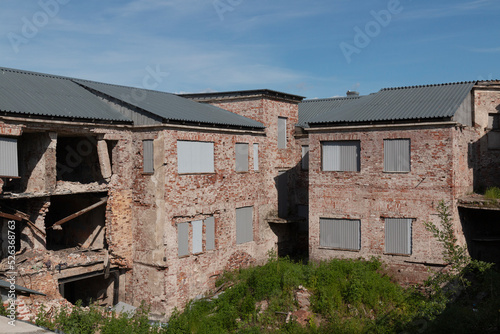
(59, 271, 118, 306)
(97, 139, 112, 181)
(45, 193, 107, 250)
(56, 136, 102, 183)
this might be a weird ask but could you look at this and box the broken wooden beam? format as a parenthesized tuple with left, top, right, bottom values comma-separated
(0, 211, 23, 221)
(50, 198, 108, 229)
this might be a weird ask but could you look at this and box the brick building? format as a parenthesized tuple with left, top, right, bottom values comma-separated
(301, 81, 500, 282)
(0, 67, 305, 318)
(0, 65, 499, 318)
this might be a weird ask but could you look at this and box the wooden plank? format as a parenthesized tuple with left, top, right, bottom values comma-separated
(51, 198, 108, 229)
(0, 211, 22, 221)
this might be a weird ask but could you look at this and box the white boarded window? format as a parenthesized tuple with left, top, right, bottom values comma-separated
(143, 140, 154, 173)
(235, 143, 249, 172)
(192, 220, 203, 254)
(0, 137, 19, 177)
(384, 139, 410, 172)
(278, 117, 287, 149)
(253, 144, 259, 171)
(236, 206, 253, 244)
(488, 114, 500, 149)
(322, 141, 360, 172)
(301, 146, 309, 170)
(205, 217, 215, 251)
(488, 114, 500, 129)
(177, 140, 214, 174)
(385, 218, 412, 255)
(178, 222, 189, 257)
(320, 218, 360, 250)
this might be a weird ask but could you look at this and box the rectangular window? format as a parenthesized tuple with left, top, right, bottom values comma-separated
(384, 139, 410, 172)
(205, 217, 215, 251)
(236, 206, 253, 244)
(192, 220, 203, 254)
(278, 117, 287, 149)
(385, 218, 412, 255)
(177, 140, 215, 174)
(488, 114, 500, 129)
(301, 146, 309, 170)
(143, 140, 154, 173)
(178, 222, 189, 257)
(235, 143, 249, 172)
(253, 144, 259, 171)
(320, 218, 361, 250)
(322, 141, 360, 172)
(0, 137, 19, 177)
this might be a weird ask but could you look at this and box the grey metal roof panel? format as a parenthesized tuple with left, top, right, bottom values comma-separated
(298, 96, 362, 126)
(0, 68, 132, 122)
(308, 82, 476, 125)
(73, 80, 265, 129)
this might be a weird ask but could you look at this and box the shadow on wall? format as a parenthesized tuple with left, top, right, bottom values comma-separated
(270, 160, 309, 261)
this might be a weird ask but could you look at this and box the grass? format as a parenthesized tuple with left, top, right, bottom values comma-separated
(484, 187, 500, 200)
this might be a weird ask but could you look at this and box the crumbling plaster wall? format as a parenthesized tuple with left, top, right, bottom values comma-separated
(308, 126, 460, 283)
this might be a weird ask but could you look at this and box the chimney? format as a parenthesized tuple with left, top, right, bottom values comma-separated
(347, 90, 359, 97)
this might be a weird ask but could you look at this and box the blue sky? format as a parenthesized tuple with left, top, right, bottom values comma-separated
(1, 0, 499, 99)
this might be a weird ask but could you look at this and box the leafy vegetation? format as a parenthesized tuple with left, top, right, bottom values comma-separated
(29, 201, 500, 333)
(484, 187, 500, 200)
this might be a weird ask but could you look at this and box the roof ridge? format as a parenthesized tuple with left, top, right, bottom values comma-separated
(302, 96, 362, 103)
(381, 81, 477, 91)
(73, 77, 176, 96)
(0, 66, 76, 81)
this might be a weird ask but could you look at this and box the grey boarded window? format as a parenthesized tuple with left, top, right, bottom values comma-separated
(0, 137, 19, 177)
(301, 146, 309, 170)
(278, 117, 287, 149)
(192, 220, 203, 254)
(143, 140, 154, 173)
(320, 218, 361, 250)
(385, 218, 412, 255)
(178, 222, 189, 257)
(177, 140, 215, 174)
(205, 217, 215, 251)
(253, 144, 259, 171)
(235, 143, 249, 172)
(236, 206, 253, 244)
(384, 139, 410, 172)
(322, 141, 360, 172)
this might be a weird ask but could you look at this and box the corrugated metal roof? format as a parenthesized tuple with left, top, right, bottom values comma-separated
(74, 79, 265, 129)
(0, 68, 132, 122)
(298, 96, 362, 126)
(307, 82, 476, 125)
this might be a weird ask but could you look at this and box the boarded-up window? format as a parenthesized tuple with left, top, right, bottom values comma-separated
(178, 222, 189, 257)
(192, 220, 203, 254)
(236, 206, 253, 244)
(0, 137, 19, 177)
(301, 146, 309, 170)
(488, 114, 500, 149)
(253, 144, 259, 171)
(488, 114, 500, 129)
(205, 217, 215, 251)
(278, 117, 287, 149)
(322, 141, 360, 172)
(177, 140, 214, 174)
(384, 139, 410, 172)
(385, 218, 412, 255)
(143, 140, 154, 173)
(320, 218, 360, 250)
(235, 143, 249, 172)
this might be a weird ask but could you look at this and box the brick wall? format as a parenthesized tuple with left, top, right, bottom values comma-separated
(308, 125, 467, 281)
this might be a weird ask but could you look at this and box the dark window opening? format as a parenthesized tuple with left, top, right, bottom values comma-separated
(57, 136, 102, 183)
(59, 271, 118, 307)
(0, 218, 22, 259)
(45, 193, 107, 250)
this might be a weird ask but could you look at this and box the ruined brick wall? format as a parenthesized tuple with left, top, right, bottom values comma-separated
(308, 125, 463, 282)
(473, 87, 500, 189)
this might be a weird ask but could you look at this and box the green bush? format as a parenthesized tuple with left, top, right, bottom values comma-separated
(485, 187, 500, 199)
